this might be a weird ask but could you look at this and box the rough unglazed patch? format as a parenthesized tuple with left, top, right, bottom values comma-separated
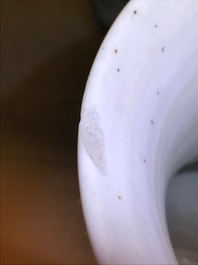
(79, 107, 107, 176)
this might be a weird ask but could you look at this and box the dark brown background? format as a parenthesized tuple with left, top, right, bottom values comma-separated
(1, 0, 106, 264)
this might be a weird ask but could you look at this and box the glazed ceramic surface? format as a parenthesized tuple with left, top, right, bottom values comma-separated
(78, 1, 198, 264)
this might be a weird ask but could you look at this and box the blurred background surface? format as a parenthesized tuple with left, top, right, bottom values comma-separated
(1, 0, 127, 263)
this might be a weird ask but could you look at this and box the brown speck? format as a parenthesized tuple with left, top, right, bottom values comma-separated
(117, 68, 120, 72)
(118, 195, 122, 200)
(134, 10, 137, 14)
(154, 24, 158, 28)
(151, 120, 154, 125)
(114, 49, 118, 53)
(143, 159, 146, 163)
(157, 91, 160, 95)
(161, 46, 165, 53)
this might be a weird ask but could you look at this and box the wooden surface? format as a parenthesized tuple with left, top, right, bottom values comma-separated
(1, 1, 105, 263)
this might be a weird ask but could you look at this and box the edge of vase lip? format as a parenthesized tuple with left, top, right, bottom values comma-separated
(79, 0, 134, 111)
(78, 2, 135, 259)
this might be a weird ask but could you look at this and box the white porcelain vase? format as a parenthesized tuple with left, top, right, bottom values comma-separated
(78, 1, 198, 264)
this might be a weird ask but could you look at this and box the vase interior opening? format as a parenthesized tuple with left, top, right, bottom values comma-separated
(165, 159, 198, 264)
(156, 73, 198, 264)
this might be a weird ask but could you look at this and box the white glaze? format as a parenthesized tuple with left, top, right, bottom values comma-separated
(78, 1, 198, 264)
